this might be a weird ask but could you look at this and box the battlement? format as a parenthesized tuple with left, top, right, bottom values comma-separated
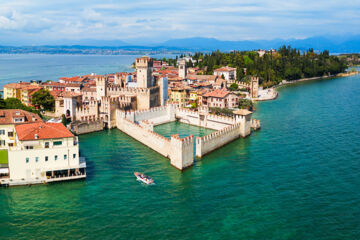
(196, 122, 242, 158)
(207, 114, 236, 124)
(198, 122, 241, 143)
(136, 56, 153, 68)
(171, 134, 194, 145)
(175, 108, 199, 116)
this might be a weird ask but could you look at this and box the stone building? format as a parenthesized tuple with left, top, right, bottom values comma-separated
(54, 56, 167, 130)
(250, 76, 259, 98)
(178, 59, 187, 79)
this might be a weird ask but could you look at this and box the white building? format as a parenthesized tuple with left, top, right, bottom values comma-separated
(213, 66, 237, 81)
(1, 122, 86, 186)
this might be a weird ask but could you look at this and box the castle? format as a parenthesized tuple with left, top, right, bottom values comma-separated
(54, 56, 168, 130)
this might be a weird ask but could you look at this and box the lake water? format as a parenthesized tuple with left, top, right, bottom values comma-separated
(0, 55, 359, 239)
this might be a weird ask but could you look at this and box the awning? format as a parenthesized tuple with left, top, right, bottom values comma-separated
(0, 168, 9, 174)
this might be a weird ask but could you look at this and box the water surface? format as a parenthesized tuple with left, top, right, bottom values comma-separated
(0, 56, 359, 239)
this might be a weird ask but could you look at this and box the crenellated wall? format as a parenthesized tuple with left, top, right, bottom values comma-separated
(106, 84, 160, 110)
(75, 101, 99, 122)
(170, 134, 194, 170)
(133, 105, 175, 125)
(116, 109, 195, 170)
(175, 107, 235, 130)
(115, 105, 258, 170)
(196, 122, 241, 158)
(117, 116, 171, 158)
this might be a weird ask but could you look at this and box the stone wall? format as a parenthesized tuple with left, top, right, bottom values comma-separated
(69, 120, 104, 135)
(170, 134, 194, 170)
(251, 119, 261, 130)
(175, 108, 235, 130)
(117, 117, 171, 158)
(133, 105, 175, 125)
(195, 122, 241, 158)
(116, 110, 194, 170)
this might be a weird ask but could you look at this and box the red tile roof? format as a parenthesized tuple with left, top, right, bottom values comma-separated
(0, 109, 42, 125)
(16, 122, 74, 141)
(203, 89, 230, 98)
(3, 82, 31, 89)
(214, 66, 237, 72)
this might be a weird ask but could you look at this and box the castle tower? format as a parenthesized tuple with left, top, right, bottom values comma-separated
(234, 109, 252, 137)
(178, 59, 187, 79)
(136, 56, 153, 88)
(96, 76, 108, 100)
(250, 76, 259, 99)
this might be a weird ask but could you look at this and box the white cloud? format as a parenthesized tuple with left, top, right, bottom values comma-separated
(0, 0, 359, 44)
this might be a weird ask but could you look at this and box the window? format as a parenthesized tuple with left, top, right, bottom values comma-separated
(55, 155, 58, 160)
(45, 156, 48, 162)
(8, 131, 14, 137)
(53, 141, 62, 146)
(73, 154, 76, 159)
(64, 154, 67, 160)
(25, 146, 34, 150)
(45, 142, 49, 148)
(35, 157, 39, 162)
(26, 157, 29, 163)
(0, 129, 5, 135)
(8, 143, 13, 147)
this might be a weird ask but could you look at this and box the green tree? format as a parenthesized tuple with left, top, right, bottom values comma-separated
(31, 89, 55, 111)
(0, 99, 5, 109)
(3, 98, 41, 116)
(228, 83, 238, 91)
(62, 114, 67, 126)
(238, 99, 254, 111)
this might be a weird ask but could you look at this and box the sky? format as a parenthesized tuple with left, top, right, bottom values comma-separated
(0, 0, 359, 45)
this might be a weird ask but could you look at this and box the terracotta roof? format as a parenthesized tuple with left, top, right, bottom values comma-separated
(16, 122, 74, 141)
(0, 109, 42, 125)
(62, 92, 82, 98)
(214, 66, 237, 72)
(203, 89, 230, 98)
(187, 74, 217, 81)
(60, 76, 87, 83)
(27, 87, 42, 96)
(3, 82, 31, 89)
(64, 83, 82, 87)
(50, 91, 63, 98)
(233, 109, 252, 115)
(42, 81, 67, 87)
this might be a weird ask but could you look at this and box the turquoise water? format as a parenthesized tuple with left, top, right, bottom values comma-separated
(1, 56, 360, 239)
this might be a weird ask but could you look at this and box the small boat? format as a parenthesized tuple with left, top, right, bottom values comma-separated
(134, 172, 154, 185)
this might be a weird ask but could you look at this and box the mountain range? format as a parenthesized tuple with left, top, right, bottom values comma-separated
(1, 35, 359, 54)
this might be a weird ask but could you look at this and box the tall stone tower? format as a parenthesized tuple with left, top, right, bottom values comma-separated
(136, 56, 153, 88)
(250, 76, 259, 99)
(96, 76, 108, 100)
(178, 59, 187, 79)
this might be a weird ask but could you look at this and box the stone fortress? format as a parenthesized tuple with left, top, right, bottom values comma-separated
(116, 105, 260, 170)
(55, 56, 260, 170)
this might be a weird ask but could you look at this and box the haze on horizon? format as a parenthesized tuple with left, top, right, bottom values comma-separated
(0, 0, 359, 46)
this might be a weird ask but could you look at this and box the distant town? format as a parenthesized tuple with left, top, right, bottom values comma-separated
(0, 47, 357, 187)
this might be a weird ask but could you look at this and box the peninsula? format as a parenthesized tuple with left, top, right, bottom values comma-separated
(0, 47, 355, 185)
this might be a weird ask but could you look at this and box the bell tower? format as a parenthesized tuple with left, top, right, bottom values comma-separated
(178, 59, 187, 79)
